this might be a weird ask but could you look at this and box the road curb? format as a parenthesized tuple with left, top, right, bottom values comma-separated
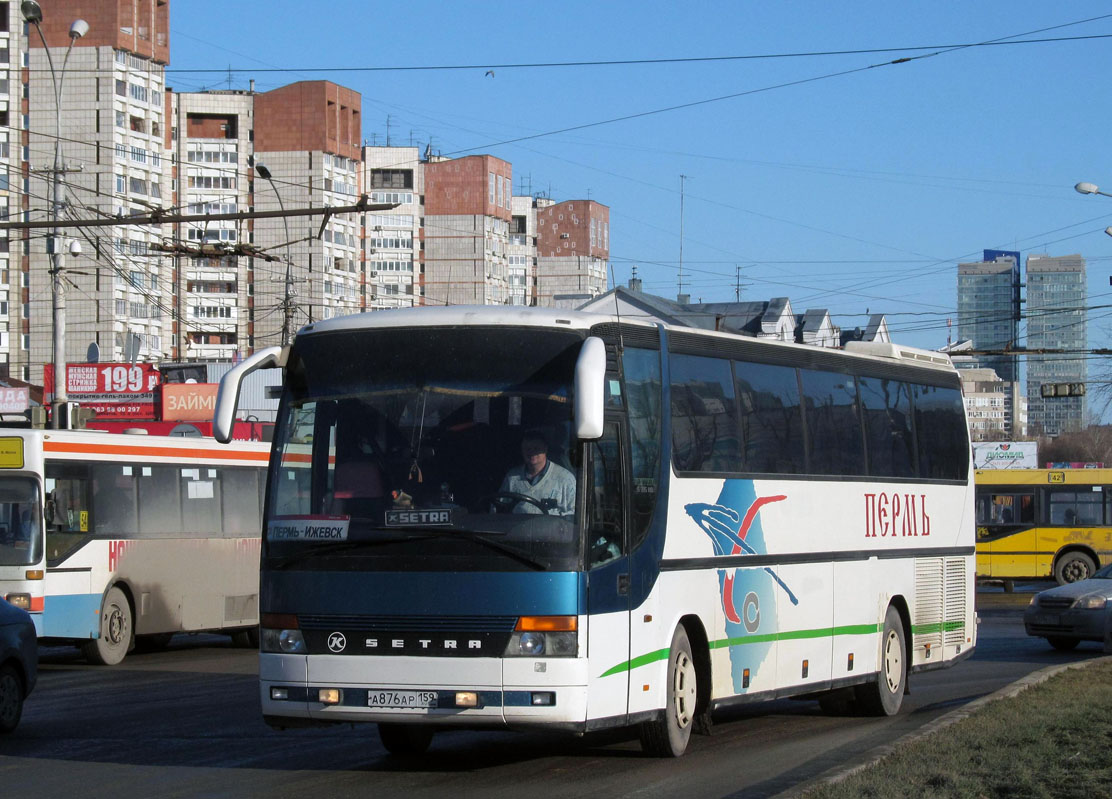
(773, 654, 1112, 798)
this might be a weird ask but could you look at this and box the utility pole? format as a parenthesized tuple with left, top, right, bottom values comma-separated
(678, 175, 688, 301)
(23, 3, 89, 428)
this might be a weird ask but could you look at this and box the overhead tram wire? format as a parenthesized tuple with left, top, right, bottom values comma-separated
(156, 24, 1112, 76)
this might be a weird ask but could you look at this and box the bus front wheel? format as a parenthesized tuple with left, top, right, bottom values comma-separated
(639, 625, 697, 757)
(855, 606, 905, 716)
(1054, 552, 1096, 585)
(83, 586, 133, 666)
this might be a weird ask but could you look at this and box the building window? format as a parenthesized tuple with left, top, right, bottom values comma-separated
(369, 169, 412, 189)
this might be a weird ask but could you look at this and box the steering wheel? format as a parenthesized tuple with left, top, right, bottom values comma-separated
(475, 491, 551, 515)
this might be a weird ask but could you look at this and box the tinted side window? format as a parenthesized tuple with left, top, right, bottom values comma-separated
(623, 346, 661, 547)
(1047, 489, 1102, 526)
(92, 464, 139, 534)
(858, 376, 916, 478)
(223, 468, 262, 535)
(800, 369, 864, 476)
(912, 384, 969, 480)
(735, 360, 805, 474)
(670, 353, 742, 473)
(182, 468, 222, 534)
(138, 465, 182, 534)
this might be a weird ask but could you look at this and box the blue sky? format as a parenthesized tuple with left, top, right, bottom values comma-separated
(167, 2, 1112, 354)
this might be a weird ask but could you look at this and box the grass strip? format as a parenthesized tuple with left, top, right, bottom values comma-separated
(802, 660, 1112, 799)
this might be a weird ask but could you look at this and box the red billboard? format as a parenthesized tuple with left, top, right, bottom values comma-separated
(161, 383, 219, 422)
(44, 363, 160, 419)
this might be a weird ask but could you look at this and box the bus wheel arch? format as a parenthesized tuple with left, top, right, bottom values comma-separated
(855, 602, 908, 716)
(639, 618, 708, 757)
(678, 615, 713, 732)
(82, 583, 135, 666)
(1053, 548, 1098, 585)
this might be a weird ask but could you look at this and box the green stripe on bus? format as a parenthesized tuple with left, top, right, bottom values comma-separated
(911, 620, 966, 635)
(599, 648, 670, 677)
(598, 621, 919, 678)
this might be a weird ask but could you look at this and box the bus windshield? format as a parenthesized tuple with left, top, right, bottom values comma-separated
(0, 477, 42, 567)
(266, 327, 586, 572)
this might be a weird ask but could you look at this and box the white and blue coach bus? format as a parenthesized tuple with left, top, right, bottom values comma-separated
(215, 306, 976, 757)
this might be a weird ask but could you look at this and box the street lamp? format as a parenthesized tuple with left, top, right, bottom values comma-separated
(1075, 181, 1112, 199)
(255, 163, 295, 344)
(22, 1, 89, 427)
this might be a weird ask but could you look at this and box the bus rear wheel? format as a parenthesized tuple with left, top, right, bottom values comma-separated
(1054, 552, 1096, 585)
(639, 625, 697, 757)
(378, 723, 434, 756)
(83, 586, 133, 666)
(855, 606, 905, 716)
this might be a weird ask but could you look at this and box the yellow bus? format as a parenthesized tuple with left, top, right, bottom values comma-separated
(975, 468, 1112, 584)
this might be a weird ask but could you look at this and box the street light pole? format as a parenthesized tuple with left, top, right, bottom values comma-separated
(22, 1, 88, 427)
(255, 163, 295, 344)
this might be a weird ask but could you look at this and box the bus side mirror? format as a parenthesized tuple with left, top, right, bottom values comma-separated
(574, 336, 606, 440)
(214, 346, 286, 443)
(44, 493, 55, 526)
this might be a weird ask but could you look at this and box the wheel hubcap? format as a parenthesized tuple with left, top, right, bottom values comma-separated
(106, 604, 126, 645)
(883, 630, 902, 693)
(672, 650, 697, 729)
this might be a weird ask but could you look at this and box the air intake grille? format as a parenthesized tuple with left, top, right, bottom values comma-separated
(297, 614, 518, 633)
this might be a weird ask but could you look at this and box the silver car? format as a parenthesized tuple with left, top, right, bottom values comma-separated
(1025, 562, 1112, 650)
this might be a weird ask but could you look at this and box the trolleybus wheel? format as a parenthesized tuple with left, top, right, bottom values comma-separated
(378, 722, 434, 756)
(639, 625, 697, 757)
(855, 605, 905, 716)
(83, 586, 133, 666)
(0, 663, 23, 734)
(1054, 551, 1096, 585)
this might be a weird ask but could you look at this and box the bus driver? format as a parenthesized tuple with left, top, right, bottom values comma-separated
(500, 430, 575, 516)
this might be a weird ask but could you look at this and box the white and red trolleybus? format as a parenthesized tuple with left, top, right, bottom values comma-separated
(0, 429, 269, 664)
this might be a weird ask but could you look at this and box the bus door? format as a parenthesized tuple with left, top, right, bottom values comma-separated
(976, 487, 1036, 578)
(585, 421, 631, 723)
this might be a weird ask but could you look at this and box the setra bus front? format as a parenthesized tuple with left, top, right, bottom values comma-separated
(253, 313, 613, 749)
(0, 434, 46, 631)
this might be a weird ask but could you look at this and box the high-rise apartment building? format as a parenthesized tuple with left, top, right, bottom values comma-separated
(423, 155, 512, 307)
(23, 0, 172, 383)
(169, 89, 252, 360)
(535, 199, 609, 306)
(1026, 253, 1087, 435)
(362, 145, 421, 310)
(956, 250, 1020, 382)
(253, 81, 362, 342)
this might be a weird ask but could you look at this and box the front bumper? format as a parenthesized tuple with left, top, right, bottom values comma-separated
(260, 652, 591, 728)
(1024, 607, 1109, 641)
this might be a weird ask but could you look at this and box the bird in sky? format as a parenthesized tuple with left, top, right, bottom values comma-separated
(485, 70, 495, 78)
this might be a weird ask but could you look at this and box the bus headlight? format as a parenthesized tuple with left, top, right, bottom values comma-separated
(261, 613, 306, 654)
(504, 631, 577, 657)
(504, 615, 578, 657)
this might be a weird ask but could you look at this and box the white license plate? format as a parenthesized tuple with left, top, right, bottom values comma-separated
(367, 690, 438, 709)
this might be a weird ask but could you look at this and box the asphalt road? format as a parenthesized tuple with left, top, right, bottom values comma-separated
(0, 586, 1104, 799)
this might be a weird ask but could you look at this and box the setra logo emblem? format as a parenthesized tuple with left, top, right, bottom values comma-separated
(327, 632, 347, 653)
